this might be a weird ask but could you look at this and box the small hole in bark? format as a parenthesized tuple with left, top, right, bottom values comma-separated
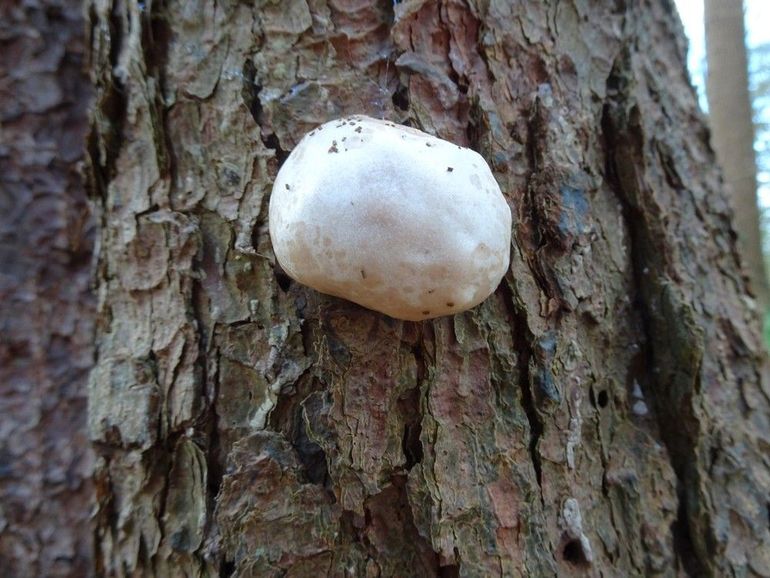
(221, 559, 236, 578)
(563, 540, 588, 565)
(263, 133, 289, 165)
(392, 84, 409, 111)
(597, 390, 608, 408)
(439, 564, 459, 578)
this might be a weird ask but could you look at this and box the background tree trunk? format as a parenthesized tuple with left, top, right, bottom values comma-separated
(0, 2, 95, 577)
(705, 0, 768, 308)
(86, 1, 770, 576)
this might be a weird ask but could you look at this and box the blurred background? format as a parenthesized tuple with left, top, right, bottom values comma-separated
(675, 0, 770, 343)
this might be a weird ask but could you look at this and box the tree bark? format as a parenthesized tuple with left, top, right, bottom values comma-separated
(0, 2, 94, 577)
(86, 1, 770, 577)
(705, 0, 768, 308)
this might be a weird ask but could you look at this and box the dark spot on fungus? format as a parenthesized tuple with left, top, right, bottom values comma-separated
(360, 269, 367, 279)
(285, 184, 291, 190)
(355, 126, 362, 133)
(422, 310, 430, 315)
(328, 141, 339, 153)
(447, 167, 454, 172)
(446, 302, 454, 307)
(427, 289, 435, 294)
(426, 142, 432, 147)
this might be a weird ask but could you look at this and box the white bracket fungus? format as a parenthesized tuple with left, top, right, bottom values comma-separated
(268, 115, 512, 321)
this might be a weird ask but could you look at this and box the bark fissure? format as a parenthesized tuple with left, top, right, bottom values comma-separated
(500, 278, 543, 495)
(601, 41, 709, 577)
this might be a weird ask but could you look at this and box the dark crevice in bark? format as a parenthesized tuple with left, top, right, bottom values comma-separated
(292, 417, 330, 485)
(499, 278, 543, 493)
(241, 59, 289, 167)
(268, 313, 330, 488)
(466, 97, 484, 153)
(241, 59, 261, 125)
(262, 133, 289, 166)
(93, 458, 117, 577)
(671, 499, 702, 578)
(523, 96, 573, 317)
(273, 263, 293, 292)
(400, 407, 423, 470)
(603, 110, 702, 578)
(189, 260, 225, 556)
(204, 352, 225, 502)
(505, 93, 565, 497)
(384, 0, 400, 24)
(141, 2, 178, 186)
(400, 343, 425, 470)
(392, 82, 410, 111)
(86, 80, 125, 183)
(220, 558, 236, 578)
(270, 378, 331, 488)
(105, 3, 123, 76)
(601, 47, 708, 577)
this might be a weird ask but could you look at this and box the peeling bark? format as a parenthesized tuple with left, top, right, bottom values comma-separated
(86, 1, 770, 577)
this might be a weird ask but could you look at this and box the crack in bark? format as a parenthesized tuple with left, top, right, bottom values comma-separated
(499, 277, 543, 495)
(240, 59, 289, 166)
(141, 1, 178, 187)
(86, 3, 129, 198)
(401, 328, 429, 470)
(601, 45, 708, 577)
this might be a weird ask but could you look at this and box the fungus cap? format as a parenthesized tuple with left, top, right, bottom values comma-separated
(268, 115, 512, 321)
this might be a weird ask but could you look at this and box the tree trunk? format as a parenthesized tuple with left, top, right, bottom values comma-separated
(0, 2, 95, 577)
(86, 1, 770, 576)
(705, 0, 768, 308)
